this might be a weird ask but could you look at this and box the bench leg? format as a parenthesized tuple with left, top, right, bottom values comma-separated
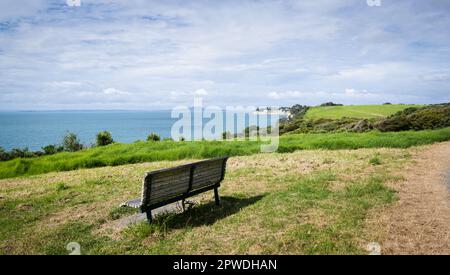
(146, 210, 152, 223)
(214, 187, 221, 206)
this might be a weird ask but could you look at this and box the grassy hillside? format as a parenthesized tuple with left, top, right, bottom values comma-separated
(0, 127, 449, 179)
(304, 104, 422, 119)
(0, 147, 412, 254)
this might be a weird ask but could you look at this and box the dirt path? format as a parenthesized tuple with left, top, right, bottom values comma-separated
(367, 141, 450, 254)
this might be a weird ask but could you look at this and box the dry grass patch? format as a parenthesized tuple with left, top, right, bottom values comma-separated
(0, 146, 418, 254)
(365, 141, 450, 254)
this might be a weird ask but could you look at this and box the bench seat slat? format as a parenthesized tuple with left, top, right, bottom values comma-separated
(193, 172, 222, 180)
(192, 173, 222, 181)
(150, 170, 222, 193)
(150, 177, 221, 202)
(150, 185, 188, 199)
(151, 177, 190, 190)
(152, 171, 190, 183)
(194, 161, 223, 169)
(193, 168, 223, 177)
(192, 177, 221, 189)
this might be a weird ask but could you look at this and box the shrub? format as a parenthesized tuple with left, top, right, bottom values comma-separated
(96, 131, 114, 146)
(0, 147, 11, 161)
(42, 144, 64, 155)
(375, 116, 411, 132)
(287, 104, 310, 119)
(280, 117, 363, 135)
(375, 104, 450, 132)
(244, 126, 260, 138)
(348, 119, 373, 133)
(409, 106, 450, 130)
(222, 131, 233, 140)
(10, 147, 33, 158)
(320, 102, 343, 107)
(62, 132, 83, 152)
(147, 133, 160, 142)
(0, 146, 51, 161)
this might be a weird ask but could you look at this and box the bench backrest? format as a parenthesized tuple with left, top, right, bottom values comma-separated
(140, 157, 228, 210)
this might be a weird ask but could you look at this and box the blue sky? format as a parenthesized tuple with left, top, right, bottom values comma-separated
(0, 0, 450, 110)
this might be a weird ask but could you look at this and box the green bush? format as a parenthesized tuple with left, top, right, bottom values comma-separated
(0, 146, 49, 161)
(10, 147, 34, 158)
(280, 117, 364, 135)
(222, 131, 233, 140)
(409, 106, 450, 130)
(0, 147, 11, 161)
(320, 102, 343, 106)
(284, 104, 310, 118)
(244, 126, 260, 138)
(96, 131, 114, 146)
(42, 144, 64, 155)
(147, 133, 161, 142)
(280, 103, 450, 135)
(376, 104, 450, 132)
(62, 132, 84, 152)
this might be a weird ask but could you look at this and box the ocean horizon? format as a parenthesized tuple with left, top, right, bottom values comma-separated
(0, 110, 270, 151)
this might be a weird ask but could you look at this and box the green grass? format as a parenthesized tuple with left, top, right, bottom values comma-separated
(0, 148, 409, 254)
(0, 128, 449, 179)
(304, 104, 422, 119)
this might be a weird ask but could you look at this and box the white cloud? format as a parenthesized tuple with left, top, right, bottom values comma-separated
(0, 0, 450, 110)
(103, 87, 129, 95)
(268, 91, 327, 100)
(170, 89, 210, 102)
(194, 89, 208, 96)
(331, 63, 413, 82)
(47, 81, 83, 88)
(423, 72, 450, 82)
(0, 0, 47, 21)
(344, 88, 370, 96)
(267, 88, 427, 105)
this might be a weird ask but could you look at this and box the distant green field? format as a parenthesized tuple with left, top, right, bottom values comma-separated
(304, 104, 422, 119)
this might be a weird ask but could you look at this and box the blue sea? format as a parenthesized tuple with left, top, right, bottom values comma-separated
(0, 110, 271, 151)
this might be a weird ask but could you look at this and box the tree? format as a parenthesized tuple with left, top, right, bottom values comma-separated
(0, 147, 11, 161)
(62, 132, 83, 152)
(10, 147, 31, 158)
(147, 133, 161, 142)
(222, 131, 232, 140)
(96, 131, 114, 146)
(320, 102, 343, 107)
(42, 144, 58, 155)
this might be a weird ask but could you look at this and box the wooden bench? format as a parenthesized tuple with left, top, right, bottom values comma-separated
(122, 156, 229, 222)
